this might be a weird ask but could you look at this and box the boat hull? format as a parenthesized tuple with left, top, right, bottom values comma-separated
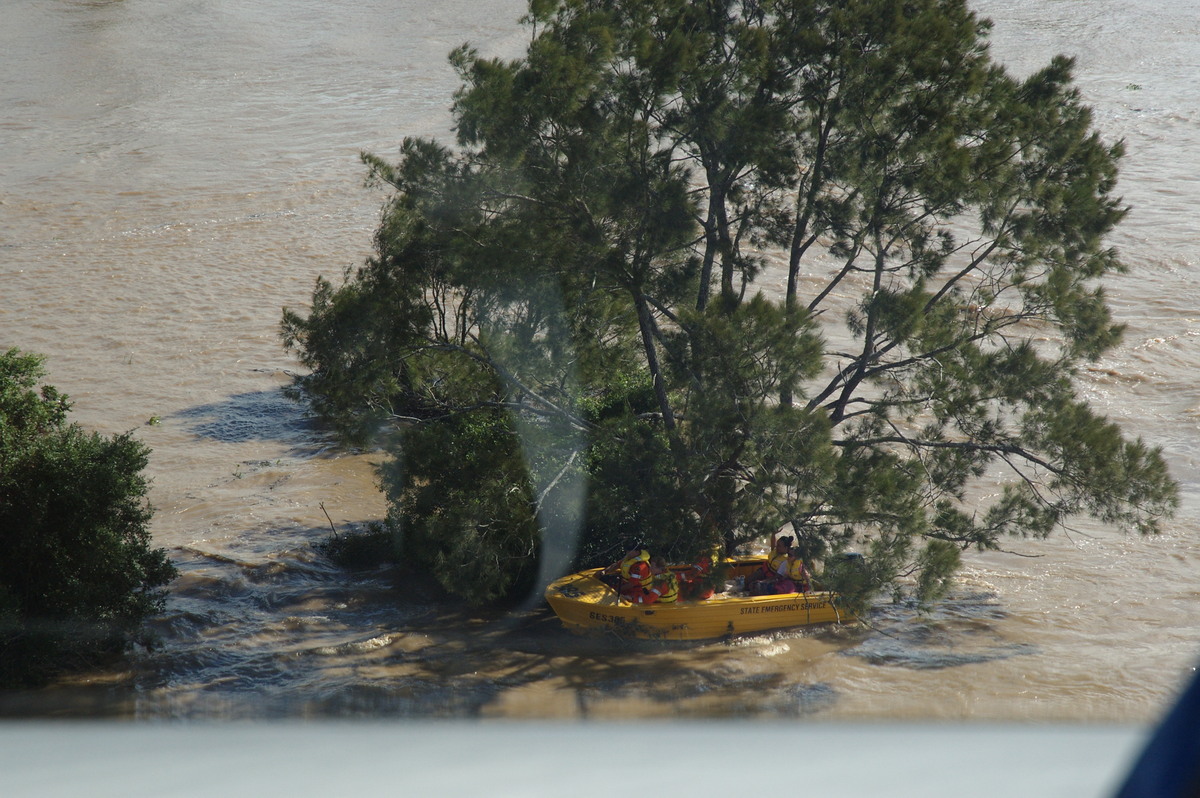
(544, 558, 852, 641)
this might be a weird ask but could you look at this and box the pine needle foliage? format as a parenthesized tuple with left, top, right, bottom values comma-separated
(282, 0, 1177, 606)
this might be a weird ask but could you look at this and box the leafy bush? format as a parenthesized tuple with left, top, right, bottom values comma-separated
(314, 521, 399, 570)
(0, 349, 176, 686)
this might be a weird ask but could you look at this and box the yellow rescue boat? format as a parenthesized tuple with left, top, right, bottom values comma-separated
(544, 556, 854, 641)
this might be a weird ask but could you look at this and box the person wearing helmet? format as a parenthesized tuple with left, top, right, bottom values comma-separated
(649, 556, 679, 604)
(606, 547, 657, 604)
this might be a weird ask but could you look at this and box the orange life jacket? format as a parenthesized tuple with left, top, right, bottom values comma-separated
(627, 584, 660, 604)
(653, 572, 679, 604)
(619, 550, 653, 587)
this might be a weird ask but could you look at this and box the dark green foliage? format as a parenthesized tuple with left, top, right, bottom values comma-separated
(283, 0, 1177, 608)
(314, 522, 400, 571)
(380, 409, 546, 604)
(0, 349, 176, 686)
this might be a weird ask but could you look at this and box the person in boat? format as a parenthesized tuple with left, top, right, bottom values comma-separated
(649, 556, 679, 604)
(748, 534, 793, 595)
(770, 547, 812, 595)
(679, 551, 716, 601)
(606, 547, 660, 604)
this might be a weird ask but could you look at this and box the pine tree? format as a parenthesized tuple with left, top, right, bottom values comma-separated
(282, 0, 1177, 607)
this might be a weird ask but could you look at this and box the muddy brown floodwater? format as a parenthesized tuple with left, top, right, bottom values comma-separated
(1, 0, 1197, 721)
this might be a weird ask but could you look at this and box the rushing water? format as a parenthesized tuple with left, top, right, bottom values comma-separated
(1, 0, 1198, 721)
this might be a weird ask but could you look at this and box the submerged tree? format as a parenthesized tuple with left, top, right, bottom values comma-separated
(0, 349, 177, 686)
(282, 0, 1176, 607)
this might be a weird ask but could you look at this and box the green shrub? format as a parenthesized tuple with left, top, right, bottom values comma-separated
(0, 349, 176, 687)
(314, 521, 399, 570)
